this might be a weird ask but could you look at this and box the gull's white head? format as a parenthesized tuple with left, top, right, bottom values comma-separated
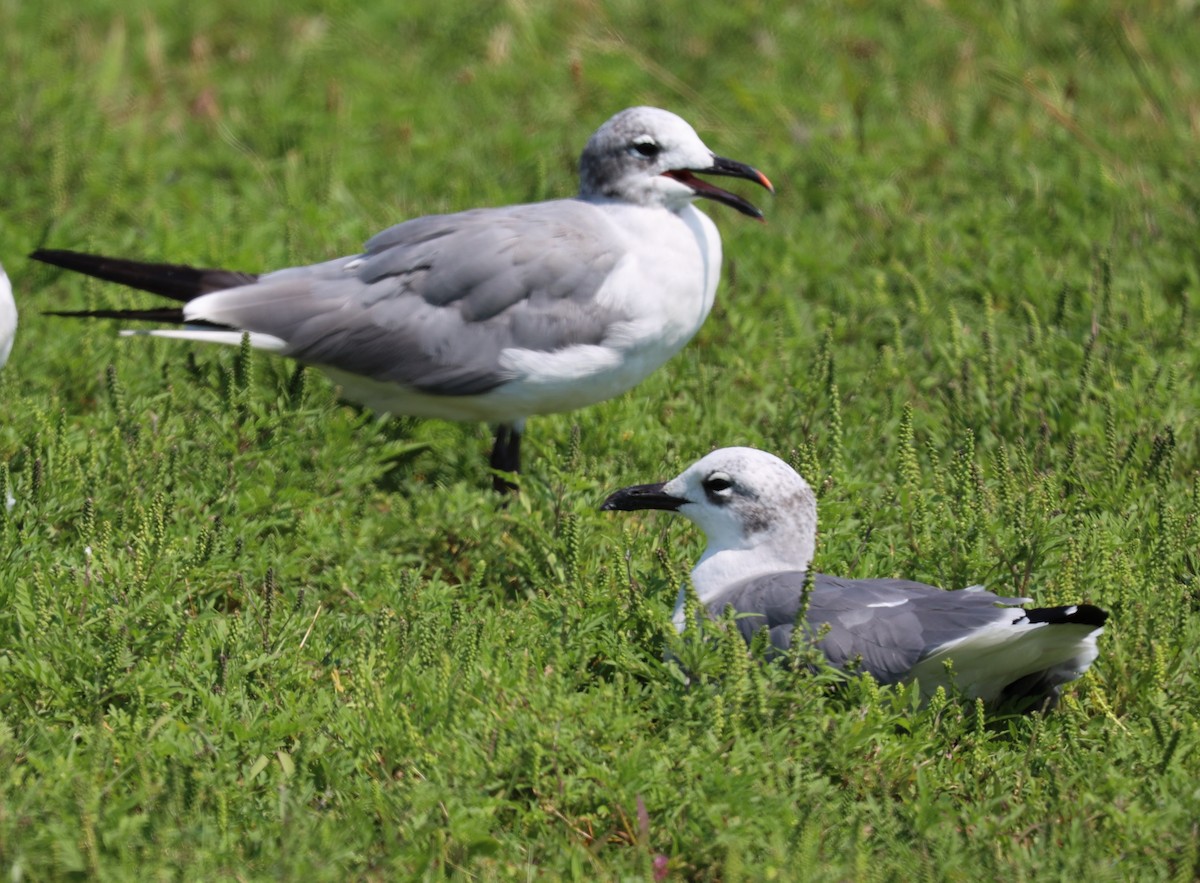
(577, 106, 772, 217)
(0, 262, 16, 369)
(602, 446, 818, 597)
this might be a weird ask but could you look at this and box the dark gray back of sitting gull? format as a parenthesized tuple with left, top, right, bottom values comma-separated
(708, 572, 1105, 707)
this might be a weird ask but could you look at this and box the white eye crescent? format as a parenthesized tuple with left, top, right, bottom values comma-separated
(629, 136, 661, 158)
(702, 472, 733, 497)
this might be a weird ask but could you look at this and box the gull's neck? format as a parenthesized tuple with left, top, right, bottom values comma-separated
(671, 534, 815, 633)
(577, 189, 695, 215)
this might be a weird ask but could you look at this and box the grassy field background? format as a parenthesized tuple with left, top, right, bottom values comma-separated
(1, 0, 1199, 878)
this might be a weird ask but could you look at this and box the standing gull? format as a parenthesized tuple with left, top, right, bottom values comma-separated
(32, 107, 772, 490)
(602, 447, 1108, 707)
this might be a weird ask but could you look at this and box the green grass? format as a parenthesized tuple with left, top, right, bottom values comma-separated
(1, 0, 1199, 878)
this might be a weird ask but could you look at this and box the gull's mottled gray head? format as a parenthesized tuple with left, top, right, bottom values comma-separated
(578, 107, 773, 218)
(601, 446, 818, 577)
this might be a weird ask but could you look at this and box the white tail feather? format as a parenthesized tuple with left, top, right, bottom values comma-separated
(911, 620, 1103, 702)
(118, 328, 289, 352)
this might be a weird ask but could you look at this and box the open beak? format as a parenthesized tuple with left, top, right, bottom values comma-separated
(600, 481, 688, 512)
(663, 155, 774, 221)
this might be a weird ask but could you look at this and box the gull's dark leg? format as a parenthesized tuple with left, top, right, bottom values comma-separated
(489, 424, 522, 493)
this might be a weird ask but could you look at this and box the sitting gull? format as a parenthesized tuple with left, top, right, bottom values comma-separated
(602, 447, 1108, 707)
(32, 107, 772, 490)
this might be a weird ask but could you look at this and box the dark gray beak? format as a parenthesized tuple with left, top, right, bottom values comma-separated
(662, 155, 774, 220)
(600, 481, 689, 512)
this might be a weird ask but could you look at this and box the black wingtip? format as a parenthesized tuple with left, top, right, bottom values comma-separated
(43, 307, 187, 324)
(31, 248, 257, 303)
(1025, 603, 1109, 628)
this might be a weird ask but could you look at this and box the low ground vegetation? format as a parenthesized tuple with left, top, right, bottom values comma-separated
(1, 1, 1198, 878)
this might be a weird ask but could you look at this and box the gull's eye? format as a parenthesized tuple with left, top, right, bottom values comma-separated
(630, 138, 661, 158)
(702, 473, 734, 500)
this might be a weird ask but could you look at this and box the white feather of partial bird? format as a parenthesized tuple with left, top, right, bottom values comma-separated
(0, 261, 15, 368)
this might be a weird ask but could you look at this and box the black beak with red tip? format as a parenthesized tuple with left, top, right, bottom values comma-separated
(600, 482, 689, 512)
(663, 155, 774, 220)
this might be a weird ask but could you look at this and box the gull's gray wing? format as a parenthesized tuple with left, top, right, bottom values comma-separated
(191, 199, 625, 396)
(711, 573, 1027, 684)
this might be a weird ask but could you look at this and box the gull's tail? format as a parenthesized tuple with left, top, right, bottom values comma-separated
(915, 602, 1109, 710)
(32, 248, 258, 323)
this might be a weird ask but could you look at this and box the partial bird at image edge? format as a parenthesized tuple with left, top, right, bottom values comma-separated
(0, 260, 16, 370)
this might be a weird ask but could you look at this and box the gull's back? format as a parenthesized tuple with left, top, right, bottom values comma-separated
(710, 572, 1106, 706)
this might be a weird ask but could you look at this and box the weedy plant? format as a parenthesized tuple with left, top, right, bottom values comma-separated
(1, 0, 1199, 879)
